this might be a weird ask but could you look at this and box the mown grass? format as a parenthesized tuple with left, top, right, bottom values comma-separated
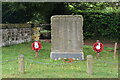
(41, 30, 51, 34)
(1, 41, 118, 78)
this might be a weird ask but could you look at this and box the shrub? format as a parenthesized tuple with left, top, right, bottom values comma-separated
(78, 11, 120, 40)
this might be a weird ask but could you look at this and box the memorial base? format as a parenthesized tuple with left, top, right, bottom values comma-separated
(50, 52, 84, 60)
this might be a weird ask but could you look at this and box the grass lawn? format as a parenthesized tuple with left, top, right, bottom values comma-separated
(1, 41, 118, 78)
(41, 30, 50, 34)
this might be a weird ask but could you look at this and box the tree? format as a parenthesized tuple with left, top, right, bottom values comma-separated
(2, 2, 69, 24)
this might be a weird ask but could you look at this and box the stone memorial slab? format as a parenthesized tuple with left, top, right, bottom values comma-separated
(50, 15, 84, 60)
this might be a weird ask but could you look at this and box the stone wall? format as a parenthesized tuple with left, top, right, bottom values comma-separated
(0, 24, 32, 47)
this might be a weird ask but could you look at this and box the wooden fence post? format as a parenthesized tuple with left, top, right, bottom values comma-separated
(87, 55, 93, 75)
(18, 55, 24, 73)
(114, 42, 117, 59)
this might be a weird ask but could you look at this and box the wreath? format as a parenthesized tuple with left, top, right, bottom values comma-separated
(63, 58, 74, 63)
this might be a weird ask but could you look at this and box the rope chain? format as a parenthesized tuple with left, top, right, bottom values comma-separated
(95, 59, 119, 64)
(0, 58, 18, 63)
(0, 57, 119, 65)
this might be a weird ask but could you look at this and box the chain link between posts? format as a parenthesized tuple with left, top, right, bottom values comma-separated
(0, 58, 17, 63)
(0, 57, 119, 65)
(95, 59, 119, 64)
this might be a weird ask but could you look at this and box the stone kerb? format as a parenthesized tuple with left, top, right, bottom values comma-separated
(50, 15, 84, 60)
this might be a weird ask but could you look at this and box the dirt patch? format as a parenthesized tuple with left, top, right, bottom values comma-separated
(84, 40, 117, 48)
(41, 39, 119, 48)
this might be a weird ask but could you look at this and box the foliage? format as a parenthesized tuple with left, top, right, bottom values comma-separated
(2, 2, 33, 23)
(66, 2, 120, 12)
(1, 42, 118, 78)
(66, 2, 120, 40)
(2, 2, 68, 24)
(2, 2, 120, 39)
(80, 11, 120, 40)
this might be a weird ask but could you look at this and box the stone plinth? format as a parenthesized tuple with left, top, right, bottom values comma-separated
(50, 15, 84, 60)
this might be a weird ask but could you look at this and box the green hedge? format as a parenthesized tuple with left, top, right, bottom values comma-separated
(78, 11, 120, 40)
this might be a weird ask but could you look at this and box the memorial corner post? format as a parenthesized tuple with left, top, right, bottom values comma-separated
(50, 15, 84, 60)
(87, 55, 93, 75)
(18, 55, 24, 73)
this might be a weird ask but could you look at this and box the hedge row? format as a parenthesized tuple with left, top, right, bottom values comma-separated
(78, 11, 120, 40)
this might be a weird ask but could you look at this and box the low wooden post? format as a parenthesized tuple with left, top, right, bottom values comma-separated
(87, 55, 93, 75)
(18, 55, 24, 73)
(114, 42, 117, 59)
(35, 51, 38, 57)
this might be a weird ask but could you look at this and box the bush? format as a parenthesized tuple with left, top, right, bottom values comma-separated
(78, 11, 120, 40)
(40, 32, 51, 39)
